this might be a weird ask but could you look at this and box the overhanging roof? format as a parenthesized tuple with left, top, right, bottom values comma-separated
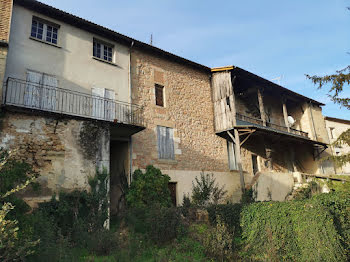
(325, 116, 350, 125)
(211, 65, 324, 106)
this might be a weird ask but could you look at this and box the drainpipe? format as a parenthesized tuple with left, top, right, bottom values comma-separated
(128, 40, 134, 184)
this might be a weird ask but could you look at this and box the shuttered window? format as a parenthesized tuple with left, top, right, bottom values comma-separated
(155, 84, 164, 107)
(227, 141, 237, 170)
(157, 126, 174, 159)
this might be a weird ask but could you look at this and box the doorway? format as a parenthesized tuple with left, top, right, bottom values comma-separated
(252, 154, 259, 175)
(110, 140, 129, 216)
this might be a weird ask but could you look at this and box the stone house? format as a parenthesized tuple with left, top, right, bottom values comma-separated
(325, 116, 350, 174)
(0, 0, 335, 208)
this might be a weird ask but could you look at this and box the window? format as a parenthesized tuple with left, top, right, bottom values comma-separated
(157, 126, 174, 159)
(155, 84, 164, 107)
(31, 18, 58, 44)
(93, 39, 113, 62)
(227, 141, 237, 170)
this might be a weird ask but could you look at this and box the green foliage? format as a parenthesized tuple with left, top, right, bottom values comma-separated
(293, 181, 319, 200)
(24, 168, 112, 260)
(181, 194, 192, 217)
(0, 151, 39, 261)
(203, 216, 234, 262)
(240, 191, 350, 261)
(192, 172, 227, 207)
(241, 188, 254, 204)
(126, 165, 171, 208)
(307, 66, 350, 167)
(207, 204, 242, 237)
(127, 204, 186, 245)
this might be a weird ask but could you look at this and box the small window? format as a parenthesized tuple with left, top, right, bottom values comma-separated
(31, 18, 58, 44)
(157, 126, 174, 159)
(155, 84, 164, 107)
(227, 141, 237, 170)
(93, 39, 113, 62)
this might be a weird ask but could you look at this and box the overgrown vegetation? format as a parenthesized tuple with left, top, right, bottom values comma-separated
(126, 165, 171, 208)
(191, 172, 227, 207)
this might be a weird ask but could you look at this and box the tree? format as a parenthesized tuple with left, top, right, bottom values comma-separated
(306, 66, 350, 167)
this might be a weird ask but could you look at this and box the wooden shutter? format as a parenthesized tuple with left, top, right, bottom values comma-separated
(157, 126, 174, 159)
(42, 74, 58, 111)
(92, 87, 105, 119)
(155, 84, 164, 107)
(227, 141, 237, 170)
(104, 89, 115, 121)
(25, 71, 42, 108)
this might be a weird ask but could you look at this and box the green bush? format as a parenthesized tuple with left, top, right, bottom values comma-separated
(191, 172, 227, 207)
(207, 203, 242, 236)
(127, 204, 185, 245)
(126, 165, 171, 208)
(240, 192, 349, 261)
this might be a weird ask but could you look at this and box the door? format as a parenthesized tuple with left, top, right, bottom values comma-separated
(252, 155, 259, 175)
(168, 182, 177, 206)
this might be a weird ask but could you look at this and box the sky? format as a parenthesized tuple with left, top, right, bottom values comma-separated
(40, 0, 350, 119)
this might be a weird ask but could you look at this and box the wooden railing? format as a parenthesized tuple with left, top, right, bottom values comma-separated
(3, 78, 144, 126)
(236, 113, 308, 138)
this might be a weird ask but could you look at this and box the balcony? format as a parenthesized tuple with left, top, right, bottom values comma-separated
(3, 78, 144, 127)
(236, 113, 309, 138)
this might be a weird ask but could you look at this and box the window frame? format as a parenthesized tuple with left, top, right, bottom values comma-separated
(30, 16, 60, 45)
(155, 84, 165, 107)
(93, 38, 114, 63)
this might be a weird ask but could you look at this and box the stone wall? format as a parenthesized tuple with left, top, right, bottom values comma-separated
(0, 0, 12, 42)
(0, 110, 110, 206)
(130, 48, 251, 204)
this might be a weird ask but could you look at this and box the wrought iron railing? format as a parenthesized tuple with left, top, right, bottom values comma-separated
(236, 113, 309, 138)
(3, 78, 144, 126)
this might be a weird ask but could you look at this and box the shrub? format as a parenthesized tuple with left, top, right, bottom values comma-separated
(126, 165, 171, 208)
(207, 203, 242, 236)
(127, 204, 185, 244)
(181, 194, 192, 217)
(203, 215, 234, 262)
(192, 172, 227, 207)
(240, 192, 349, 261)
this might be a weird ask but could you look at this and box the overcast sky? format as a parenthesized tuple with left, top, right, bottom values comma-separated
(40, 0, 350, 119)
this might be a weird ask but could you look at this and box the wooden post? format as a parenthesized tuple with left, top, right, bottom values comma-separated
(282, 98, 290, 132)
(231, 77, 245, 193)
(257, 88, 266, 126)
(289, 148, 297, 172)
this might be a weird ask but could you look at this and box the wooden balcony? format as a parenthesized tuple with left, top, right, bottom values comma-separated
(236, 113, 309, 138)
(3, 78, 144, 127)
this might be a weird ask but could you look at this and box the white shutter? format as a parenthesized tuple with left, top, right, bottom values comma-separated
(25, 71, 42, 108)
(157, 126, 175, 159)
(42, 74, 58, 111)
(92, 87, 105, 119)
(227, 141, 237, 170)
(104, 89, 115, 121)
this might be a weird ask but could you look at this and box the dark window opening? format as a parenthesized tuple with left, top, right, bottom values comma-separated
(168, 182, 177, 206)
(226, 97, 231, 109)
(155, 84, 164, 107)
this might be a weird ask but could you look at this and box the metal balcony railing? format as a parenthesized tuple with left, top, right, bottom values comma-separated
(236, 113, 309, 138)
(3, 78, 144, 127)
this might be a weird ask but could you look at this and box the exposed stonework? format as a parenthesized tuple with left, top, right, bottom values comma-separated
(0, 110, 110, 204)
(0, 0, 13, 42)
(130, 48, 251, 204)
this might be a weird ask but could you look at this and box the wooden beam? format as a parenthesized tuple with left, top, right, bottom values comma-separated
(282, 98, 290, 132)
(240, 130, 255, 146)
(257, 88, 266, 126)
(234, 128, 245, 193)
